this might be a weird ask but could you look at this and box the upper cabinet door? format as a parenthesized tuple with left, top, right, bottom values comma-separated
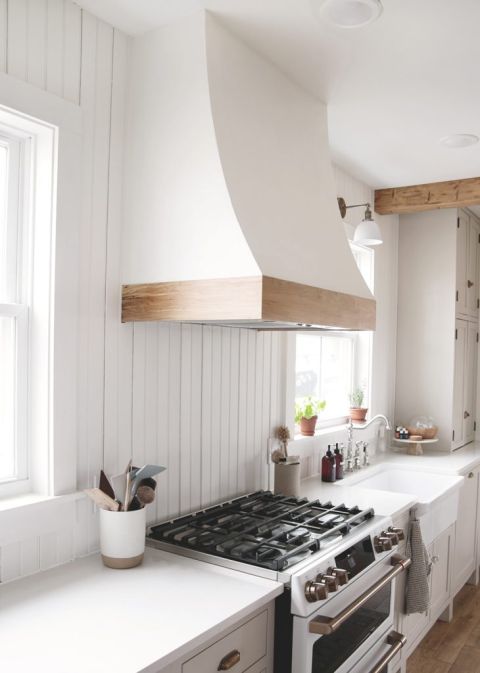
(453, 318, 467, 449)
(456, 211, 468, 317)
(466, 215, 480, 318)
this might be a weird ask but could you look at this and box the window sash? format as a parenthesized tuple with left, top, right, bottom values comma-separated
(295, 331, 357, 426)
(0, 131, 30, 492)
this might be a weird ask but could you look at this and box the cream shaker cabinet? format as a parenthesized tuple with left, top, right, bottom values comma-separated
(396, 207, 480, 451)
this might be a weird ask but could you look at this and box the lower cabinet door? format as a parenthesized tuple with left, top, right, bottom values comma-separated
(430, 525, 453, 620)
(453, 469, 478, 595)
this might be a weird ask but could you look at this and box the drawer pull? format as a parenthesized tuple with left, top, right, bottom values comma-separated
(468, 280, 474, 288)
(218, 650, 241, 670)
(469, 471, 475, 478)
(368, 631, 407, 673)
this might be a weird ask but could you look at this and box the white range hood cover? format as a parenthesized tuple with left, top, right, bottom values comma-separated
(122, 11, 374, 327)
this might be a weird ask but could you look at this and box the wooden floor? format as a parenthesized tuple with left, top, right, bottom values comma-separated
(407, 583, 480, 673)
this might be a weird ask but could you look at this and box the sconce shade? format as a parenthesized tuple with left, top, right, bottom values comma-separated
(353, 217, 383, 246)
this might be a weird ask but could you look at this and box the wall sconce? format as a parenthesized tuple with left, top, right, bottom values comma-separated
(337, 196, 383, 246)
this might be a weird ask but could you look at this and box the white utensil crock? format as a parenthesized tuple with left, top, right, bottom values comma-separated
(99, 507, 146, 569)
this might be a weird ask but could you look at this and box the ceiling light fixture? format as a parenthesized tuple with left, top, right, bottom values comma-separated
(338, 196, 383, 246)
(314, 0, 383, 28)
(439, 134, 479, 149)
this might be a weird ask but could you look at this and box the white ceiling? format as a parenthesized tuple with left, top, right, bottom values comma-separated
(76, 0, 480, 191)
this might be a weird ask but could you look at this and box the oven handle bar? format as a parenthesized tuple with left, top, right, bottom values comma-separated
(368, 630, 407, 673)
(309, 554, 411, 636)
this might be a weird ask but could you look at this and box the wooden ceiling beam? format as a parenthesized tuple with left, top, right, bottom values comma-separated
(374, 177, 480, 215)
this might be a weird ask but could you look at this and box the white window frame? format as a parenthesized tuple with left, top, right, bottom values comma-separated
(0, 73, 82, 502)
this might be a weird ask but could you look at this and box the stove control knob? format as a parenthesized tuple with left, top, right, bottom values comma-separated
(328, 567, 349, 586)
(317, 574, 340, 592)
(374, 535, 393, 553)
(388, 526, 405, 541)
(384, 531, 399, 545)
(304, 579, 329, 603)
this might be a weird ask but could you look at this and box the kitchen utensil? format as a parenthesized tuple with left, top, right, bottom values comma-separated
(131, 464, 166, 496)
(99, 470, 115, 499)
(84, 488, 120, 511)
(124, 469, 132, 512)
(137, 485, 155, 506)
(110, 472, 127, 505)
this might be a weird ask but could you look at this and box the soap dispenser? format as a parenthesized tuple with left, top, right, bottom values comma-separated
(322, 445, 336, 483)
(334, 443, 344, 480)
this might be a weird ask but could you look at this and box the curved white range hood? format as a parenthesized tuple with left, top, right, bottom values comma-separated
(121, 11, 375, 331)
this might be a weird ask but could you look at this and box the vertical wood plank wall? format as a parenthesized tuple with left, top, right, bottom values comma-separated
(0, 0, 285, 582)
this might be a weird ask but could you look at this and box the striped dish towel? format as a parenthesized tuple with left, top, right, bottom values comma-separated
(405, 516, 431, 614)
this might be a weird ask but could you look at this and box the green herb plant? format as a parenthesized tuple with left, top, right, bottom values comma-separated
(295, 396, 326, 424)
(349, 388, 365, 408)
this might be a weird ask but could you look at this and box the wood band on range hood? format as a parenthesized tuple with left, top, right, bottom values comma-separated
(121, 276, 376, 331)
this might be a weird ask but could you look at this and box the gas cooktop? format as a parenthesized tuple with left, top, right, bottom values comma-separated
(148, 491, 375, 572)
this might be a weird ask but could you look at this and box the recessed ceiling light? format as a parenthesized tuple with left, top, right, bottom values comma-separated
(440, 134, 479, 148)
(313, 0, 383, 28)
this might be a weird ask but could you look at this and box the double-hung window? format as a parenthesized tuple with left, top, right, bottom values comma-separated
(0, 127, 31, 493)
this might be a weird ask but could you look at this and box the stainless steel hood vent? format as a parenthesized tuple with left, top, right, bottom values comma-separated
(121, 12, 375, 331)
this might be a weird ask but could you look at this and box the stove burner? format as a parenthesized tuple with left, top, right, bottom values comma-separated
(148, 491, 374, 571)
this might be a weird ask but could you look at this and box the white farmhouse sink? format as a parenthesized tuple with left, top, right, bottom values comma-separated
(353, 468, 464, 545)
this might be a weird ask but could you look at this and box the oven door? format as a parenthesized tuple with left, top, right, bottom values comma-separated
(292, 554, 410, 673)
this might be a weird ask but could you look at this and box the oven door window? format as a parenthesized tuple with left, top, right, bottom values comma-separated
(311, 583, 391, 673)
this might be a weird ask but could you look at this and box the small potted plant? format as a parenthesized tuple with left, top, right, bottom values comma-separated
(349, 388, 368, 422)
(295, 397, 326, 436)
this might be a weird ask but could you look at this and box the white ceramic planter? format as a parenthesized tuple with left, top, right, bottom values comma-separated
(274, 461, 301, 497)
(99, 507, 146, 569)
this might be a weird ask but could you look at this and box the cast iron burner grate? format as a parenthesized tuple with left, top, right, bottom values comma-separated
(148, 491, 374, 571)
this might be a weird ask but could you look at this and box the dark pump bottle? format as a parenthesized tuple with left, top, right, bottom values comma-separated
(321, 445, 336, 482)
(334, 443, 344, 480)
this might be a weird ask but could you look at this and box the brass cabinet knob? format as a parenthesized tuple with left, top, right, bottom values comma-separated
(468, 279, 474, 288)
(468, 471, 475, 478)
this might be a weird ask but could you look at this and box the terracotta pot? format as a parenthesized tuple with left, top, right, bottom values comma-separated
(300, 415, 318, 436)
(349, 407, 368, 422)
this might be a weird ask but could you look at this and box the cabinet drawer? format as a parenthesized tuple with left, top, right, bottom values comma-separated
(182, 610, 268, 673)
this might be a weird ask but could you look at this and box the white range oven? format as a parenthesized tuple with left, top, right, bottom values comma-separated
(146, 491, 410, 673)
(277, 522, 410, 673)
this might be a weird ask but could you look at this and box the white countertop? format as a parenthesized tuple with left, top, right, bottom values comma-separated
(300, 442, 480, 518)
(0, 547, 283, 673)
